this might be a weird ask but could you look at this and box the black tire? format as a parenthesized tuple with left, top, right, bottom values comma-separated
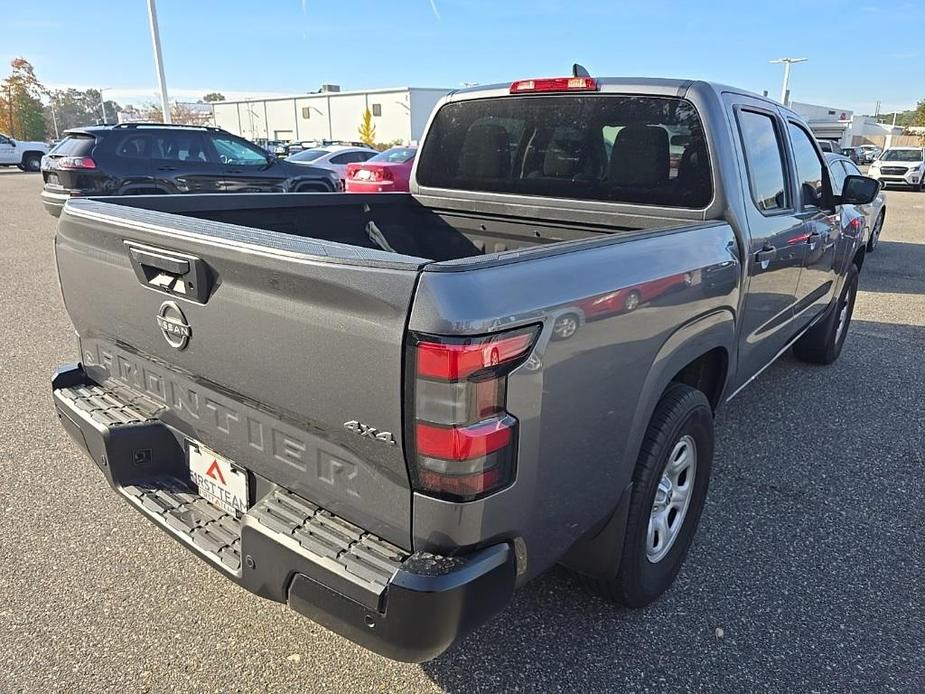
(22, 153, 42, 172)
(793, 263, 859, 365)
(588, 384, 713, 607)
(867, 210, 884, 252)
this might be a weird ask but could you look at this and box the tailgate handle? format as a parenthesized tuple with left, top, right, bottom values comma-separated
(126, 242, 213, 303)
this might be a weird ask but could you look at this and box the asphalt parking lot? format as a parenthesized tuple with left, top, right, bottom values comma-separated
(1, 169, 922, 693)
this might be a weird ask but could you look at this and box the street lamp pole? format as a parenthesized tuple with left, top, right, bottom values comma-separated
(99, 87, 109, 123)
(770, 57, 807, 106)
(146, 0, 172, 123)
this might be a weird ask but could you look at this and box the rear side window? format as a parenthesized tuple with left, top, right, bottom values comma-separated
(52, 135, 95, 156)
(788, 123, 825, 208)
(114, 135, 149, 159)
(152, 132, 209, 163)
(416, 95, 713, 208)
(736, 110, 788, 212)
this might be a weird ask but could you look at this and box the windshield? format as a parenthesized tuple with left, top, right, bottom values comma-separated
(288, 149, 326, 162)
(369, 147, 416, 164)
(417, 94, 712, 208)
(880, 149, 924, 162)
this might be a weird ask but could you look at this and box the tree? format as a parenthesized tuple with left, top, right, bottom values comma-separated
(140, 101, 213, 126)
(202, 92, 226, 103)
(357, 107, 376, 146)
(913, 99, 925, 127)
(45, 88, 122, 136)
(0, 58, 47, 140)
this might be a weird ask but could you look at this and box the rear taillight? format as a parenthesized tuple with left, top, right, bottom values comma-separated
(352, 166, 393, 182)
(407, 325, 539, 501)
(509, 77, 599, 94)
(56, 156, 96, 170)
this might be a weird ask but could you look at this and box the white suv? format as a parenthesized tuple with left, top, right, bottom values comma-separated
(868, 147, 925, 190)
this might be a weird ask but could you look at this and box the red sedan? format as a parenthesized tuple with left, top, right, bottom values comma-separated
(345, 146, 417, 193)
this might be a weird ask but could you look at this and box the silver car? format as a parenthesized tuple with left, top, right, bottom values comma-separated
(826, 152, 887, 251)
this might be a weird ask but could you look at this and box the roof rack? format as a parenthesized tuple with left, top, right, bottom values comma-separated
(113, 122, 224, 132)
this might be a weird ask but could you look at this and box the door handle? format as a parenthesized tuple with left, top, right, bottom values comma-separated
(755, 244, 777, 266)
(157, 166, 177, 171)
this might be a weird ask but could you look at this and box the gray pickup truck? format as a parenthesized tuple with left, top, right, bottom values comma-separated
(51, 76, 879, 662)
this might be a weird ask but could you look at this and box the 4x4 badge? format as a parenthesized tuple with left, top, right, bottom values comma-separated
(344, 420, 396, 445)
(155, 300, 191, 350)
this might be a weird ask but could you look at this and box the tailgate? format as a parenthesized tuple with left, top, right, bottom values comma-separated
(55, 198, 427, 548)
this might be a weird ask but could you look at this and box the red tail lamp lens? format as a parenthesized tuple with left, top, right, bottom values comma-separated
(408, 325, 539, 501)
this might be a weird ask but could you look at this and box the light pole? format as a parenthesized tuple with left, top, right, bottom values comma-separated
(50, 100, 59, 139)
(770, 57, 807, 106)
(146, 0, 171, 123)
(99, 87, 110, 123)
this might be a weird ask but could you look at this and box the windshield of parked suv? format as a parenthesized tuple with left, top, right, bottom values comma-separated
(880, 149, 925, 162)
(369, 147, 416, 164)
(417, 94, 712, 208)
(288, 149, 327, 162)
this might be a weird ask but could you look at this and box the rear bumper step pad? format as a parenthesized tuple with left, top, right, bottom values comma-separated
(52, 362, 516, 662)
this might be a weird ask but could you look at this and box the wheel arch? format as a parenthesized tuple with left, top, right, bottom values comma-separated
(560, 309, 733, 579)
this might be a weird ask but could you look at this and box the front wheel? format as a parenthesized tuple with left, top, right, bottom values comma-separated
(588, 384, 714, 607)
(867, 210, 884, 252)
(793, 263, 859, 365)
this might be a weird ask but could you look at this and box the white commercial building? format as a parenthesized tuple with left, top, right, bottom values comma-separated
(791, 101, 853, 146)
(211, 86, 451, 145)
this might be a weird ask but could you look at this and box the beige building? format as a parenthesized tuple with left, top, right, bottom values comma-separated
(211, 86, 450, 144)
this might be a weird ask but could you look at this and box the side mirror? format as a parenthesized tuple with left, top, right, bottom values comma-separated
(10, 139, 16, 147)
(840, 175, 880, 205)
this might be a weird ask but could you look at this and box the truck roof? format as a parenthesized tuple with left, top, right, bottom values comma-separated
(449, 76, 767, 104)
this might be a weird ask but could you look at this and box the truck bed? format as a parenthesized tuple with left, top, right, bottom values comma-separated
(97, 192, 684, 262)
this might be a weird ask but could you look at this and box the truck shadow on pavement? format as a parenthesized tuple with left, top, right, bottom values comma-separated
(857, 241, 925, 294)
(420, 319, 925, 694)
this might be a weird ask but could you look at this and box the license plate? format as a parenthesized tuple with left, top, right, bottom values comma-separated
(355, 169, 372, 180)
(188, 441, 249, 516)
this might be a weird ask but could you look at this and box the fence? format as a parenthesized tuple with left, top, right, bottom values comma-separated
(852, 134, 923, 148)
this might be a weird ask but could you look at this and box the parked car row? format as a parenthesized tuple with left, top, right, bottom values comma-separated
(817, 140, 882, 165)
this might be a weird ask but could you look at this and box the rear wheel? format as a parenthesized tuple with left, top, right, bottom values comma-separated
(867, 210, 884, 252)
(793, 263, 858, 365)
(624, 290, 641, 312)
(21, 154, 42, 172)
(588, 384, 713, 607)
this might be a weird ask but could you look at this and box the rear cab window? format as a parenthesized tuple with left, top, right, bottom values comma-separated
(416, 94, 713, 208)
(736, 110, 789, 213)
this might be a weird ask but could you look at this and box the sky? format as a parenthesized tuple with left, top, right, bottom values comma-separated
(4, 0, 923, 114)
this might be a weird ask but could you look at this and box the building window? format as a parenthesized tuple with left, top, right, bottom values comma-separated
(371, 103, 382, 117)
(301, 107, 311, 119)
